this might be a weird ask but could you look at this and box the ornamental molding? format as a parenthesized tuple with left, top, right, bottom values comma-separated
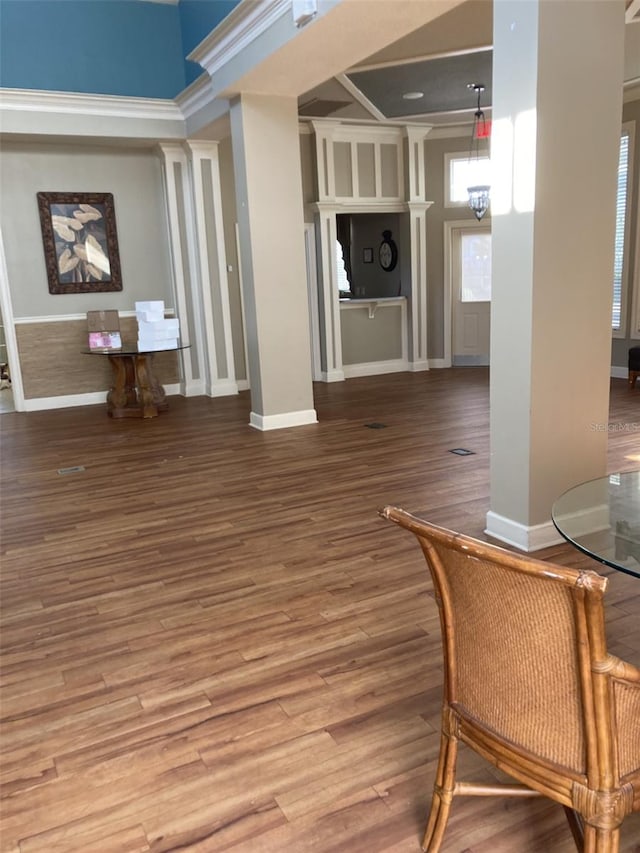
(0, 88, 182, 121)
(188, 0, 290, 77)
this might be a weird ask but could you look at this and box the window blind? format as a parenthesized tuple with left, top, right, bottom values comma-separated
(612, 132, 629, 330)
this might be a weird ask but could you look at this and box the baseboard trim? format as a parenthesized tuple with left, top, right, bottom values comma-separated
(321, 369, 345, 383)
(236, 379, 250, 391)
(342, 359, 407, 379)
(427, 358, 447, 369)
(409, 360, 429, 372)
(182, 380, 202, 397)
(249, 409, 318, 431)
(611, 365, 628, 380)
(23, 392, 106, 411)
(207, 379, 239, 397)
(22, 384, 184, 412)
(485, 511, 564, 552)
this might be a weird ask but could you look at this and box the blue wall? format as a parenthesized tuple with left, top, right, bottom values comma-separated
(179, 0, 240, 87)
(0, 0, 241, 98)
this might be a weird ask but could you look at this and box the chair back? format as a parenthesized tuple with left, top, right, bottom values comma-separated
(382, 507, 613, 782)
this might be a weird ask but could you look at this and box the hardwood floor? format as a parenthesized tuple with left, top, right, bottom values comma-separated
(1, 369, 639, 853)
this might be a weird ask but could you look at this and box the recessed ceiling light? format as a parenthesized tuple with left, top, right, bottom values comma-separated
(402, 91, 424, 100)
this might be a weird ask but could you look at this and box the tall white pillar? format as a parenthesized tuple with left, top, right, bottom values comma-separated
(185, 141, 238, 397)
(158, 143, 200, 396)
(314, 204, 344, 382)
(404, 127, 432, 371)
(486, 0, 626, 549)
(230, 93, 317, 430)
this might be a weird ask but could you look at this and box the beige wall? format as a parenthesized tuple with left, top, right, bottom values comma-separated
(0, 141, 179, 399)
(340, 303, 403, 364)
(16, 317, 178, 400)
(0, 142, 173, 319)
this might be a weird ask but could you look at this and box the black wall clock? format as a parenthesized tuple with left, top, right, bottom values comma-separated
(378, 230, 398, 272)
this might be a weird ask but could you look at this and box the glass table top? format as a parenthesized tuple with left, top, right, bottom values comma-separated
(552, 471, 640, 578)
(82, 343, 189, 355)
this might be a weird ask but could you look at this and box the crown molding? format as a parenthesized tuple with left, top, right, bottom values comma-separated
(175, 75, 217, 118)
(0, 88, 182, 121)
(188, 0, 290, 77)
(623, 79, 640, 102)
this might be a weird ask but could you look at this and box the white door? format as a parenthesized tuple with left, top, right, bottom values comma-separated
(451, 225, 491, 366)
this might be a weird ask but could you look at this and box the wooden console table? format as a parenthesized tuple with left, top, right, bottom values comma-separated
(83, 344, 188, 419)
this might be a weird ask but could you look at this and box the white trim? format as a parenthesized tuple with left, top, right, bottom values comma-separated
(404, 126, 432, 202)
(14, 310, 144, 324)
(342, 359, 408, 378)
(427, 358, 447, 368)
(484, 511, 564, 552)
(22, 385, 183, 412)
(612, 122, 635, 338)
(186, 141, 237, 397)
(185, 378, 205, 397)
(314, 200, 409, 214)
(237, 379, 250, 392)
(427, 125, 473, 141)
(611, 365, 629, 380)
(235, 222, 250, 389)
(350, 45, 493, 75)
(623, 81, 640, 102)
(158, 143, 197, 396)
(0, 87, 182, 120)
(335, 73, 386, 122)
(23, 392, 107, 411)
(209, 378, 240, 397)
(249, 408, 318, 431)
(0, 226, 24, 412)
(552, 505, 610, 539)
(322, 368, 345, 382)
(304, 223, 322, 381)
(188, 0, 290, 74)
(175, 76, 216, 119)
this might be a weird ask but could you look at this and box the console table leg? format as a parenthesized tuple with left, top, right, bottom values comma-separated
(134, 355, 159, 419)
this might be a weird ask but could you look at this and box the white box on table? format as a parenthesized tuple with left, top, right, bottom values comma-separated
(135, 301, 165, 314)
(137, 319, 179, 338)
(137, 337, 178, 352)
(136, 309, 165, 323)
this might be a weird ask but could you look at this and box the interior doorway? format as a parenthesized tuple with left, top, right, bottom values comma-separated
(444, 220, 492, 367)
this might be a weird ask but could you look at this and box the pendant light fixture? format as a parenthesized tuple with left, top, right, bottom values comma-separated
(466, 83, 490, 221)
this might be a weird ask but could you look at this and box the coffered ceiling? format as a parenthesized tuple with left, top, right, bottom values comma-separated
(297, 0, 639, 129)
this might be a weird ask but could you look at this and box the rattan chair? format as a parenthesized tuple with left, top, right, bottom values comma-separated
(381, 506, 640, 853)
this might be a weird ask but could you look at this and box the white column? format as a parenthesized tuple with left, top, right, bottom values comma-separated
(407, 201, 431, 371)
(404, 126, 433, 372)
(314, 205, 344, 382)
(158, 143, 200, 395)
(230, 93, 317, 430)
(185, 141, 238, 397)
(486, 0, 626, 550)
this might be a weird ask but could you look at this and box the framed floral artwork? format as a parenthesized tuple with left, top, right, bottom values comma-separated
(37, 192, 123, 294)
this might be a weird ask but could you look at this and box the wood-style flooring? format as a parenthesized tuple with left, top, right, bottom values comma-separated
(1, 369, 639, 852)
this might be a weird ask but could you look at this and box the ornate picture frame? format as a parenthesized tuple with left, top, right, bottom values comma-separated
(37, 192, 123, 294)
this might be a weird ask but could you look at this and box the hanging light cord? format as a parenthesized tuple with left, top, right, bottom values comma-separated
(468, 84, 487, 165)
(466, 83, 490, 221)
